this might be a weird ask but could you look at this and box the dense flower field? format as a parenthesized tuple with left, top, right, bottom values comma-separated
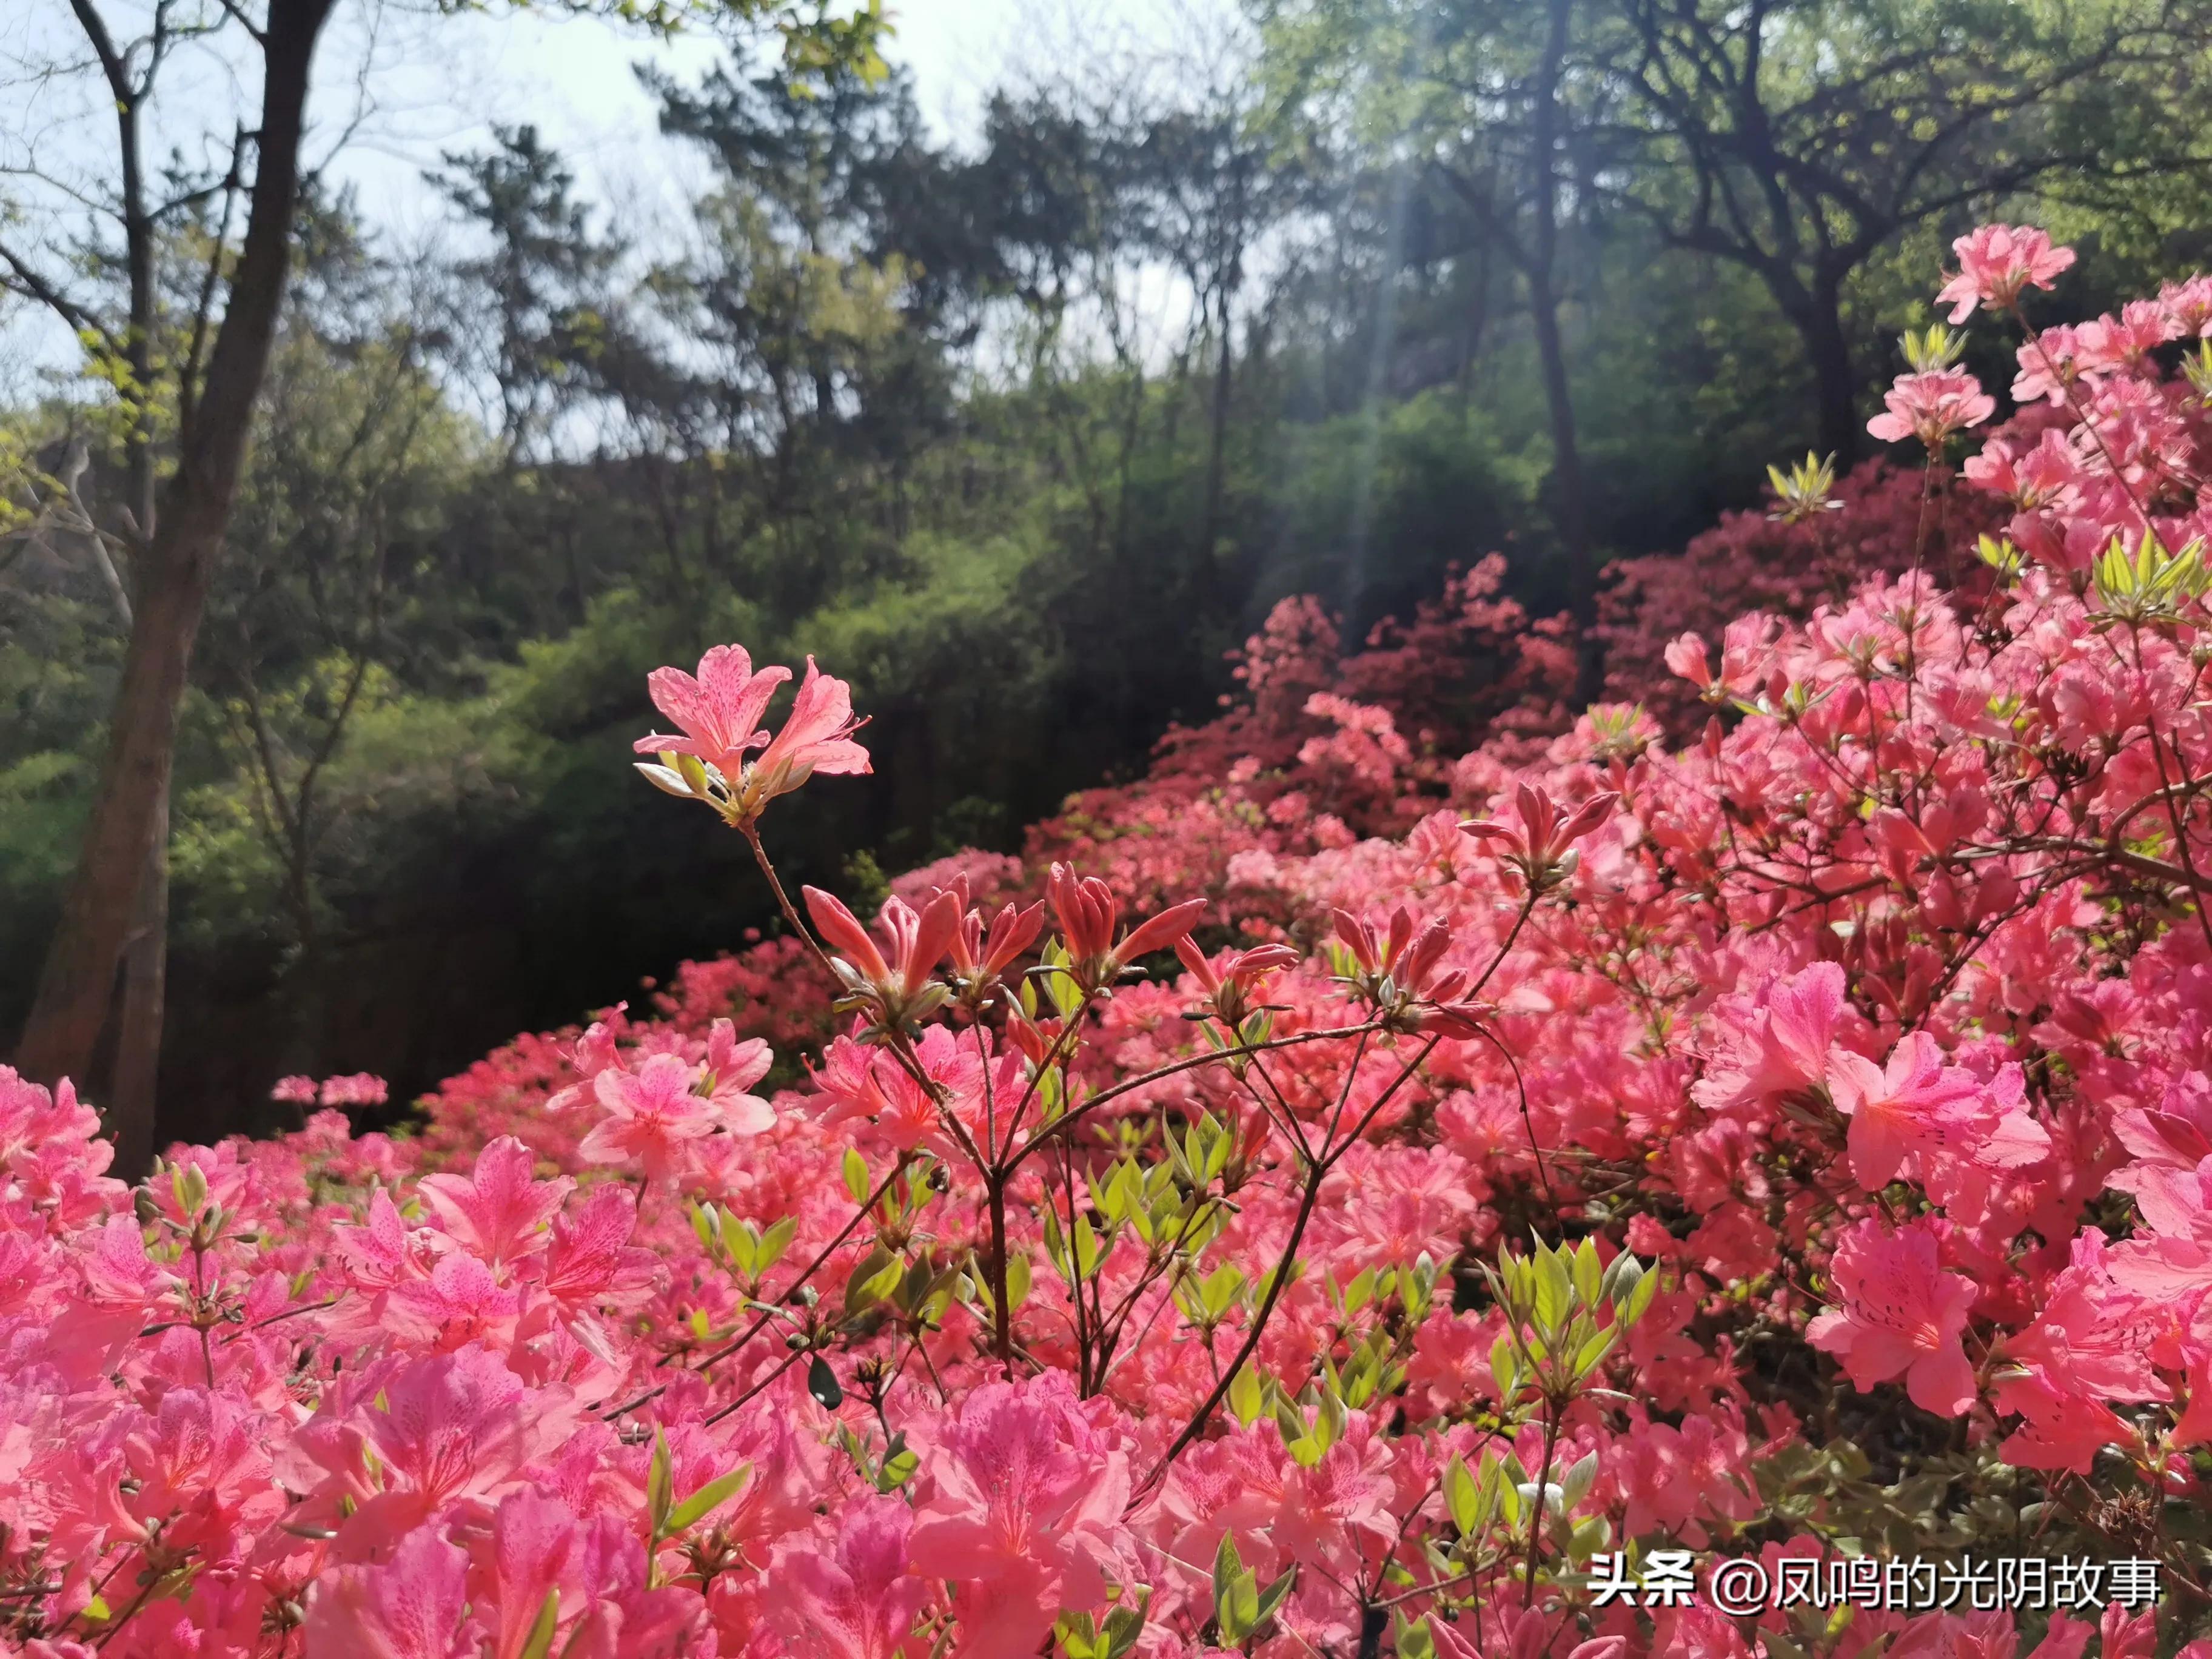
(11, 227, 2212, 1657)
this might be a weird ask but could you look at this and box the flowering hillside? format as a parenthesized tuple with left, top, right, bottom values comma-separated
(10, 227, 2212, 1657)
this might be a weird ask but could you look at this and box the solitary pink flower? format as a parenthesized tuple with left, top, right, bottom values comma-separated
(387, 1252, 522, 1352)
(537, 1184, 661, 1316)
(1936, 224, 2076, 322)
(474, 1488, 584, 1659)
(1866, 370, 1996, 449)
(634, 648, 871, 825)
(1807, 1219, 1979, 1415)
(633, 644, 789, 779)
(1664, 632, 1714, 689)
(346, 1350, 574, 1553)
(932, 873, 1046, 993)
(1333, 905, 1452, 993)
(702, 1019, 776, 1134)
(1689, 962, 1851, 1118)
(1826, 1031, 1986, 1190)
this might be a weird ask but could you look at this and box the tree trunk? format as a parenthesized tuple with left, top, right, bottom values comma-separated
(108, 782, 168, 1176)
(1530, 289, 1597, 691)
(1530, 0, 1601, 705)
(13, 0, 333, 1171)
(1196, 279, 1235, 614)
(1801, 284, 1862, 469)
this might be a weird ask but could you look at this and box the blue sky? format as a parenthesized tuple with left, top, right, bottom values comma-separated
(0, 0, 1233, 385)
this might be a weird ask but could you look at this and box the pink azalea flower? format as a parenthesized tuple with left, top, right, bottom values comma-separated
(1047, 863, 1207, 988)
(1935, 224, 2076, 321)
(632, 643, 790, 779)
(387, 1251, 523, 1352)
(416, 1135, 572, 1267)
(579, 1053, 723, 1180)
(1808, 1219, 1979, 1416)
(303, 1523, 481, 1658)
(769, 1494, 930, 1659)
(1822, 1039, 2043, 1194)
(536, 1185, 661, 1315)
(805, 886, 962, 1027)
(346, 1350, 574, 1552)
(1692, 960, 1849, 1116)
(749, 655, 873, 797)
(634, 648, 870, 824)
(472, 1488, 583, 1659)
(907, 1373, 1134, 1659)
(1826, 1030, 2035, 1190)
(1866, 369, 1996, 449)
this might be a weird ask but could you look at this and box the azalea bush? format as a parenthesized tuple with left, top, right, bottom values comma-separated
(13, 227, 2212, 1658)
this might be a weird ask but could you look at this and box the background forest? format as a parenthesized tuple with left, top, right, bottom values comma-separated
(7, 0, 2212, 1147)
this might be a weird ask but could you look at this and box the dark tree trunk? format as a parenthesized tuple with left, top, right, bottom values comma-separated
(1763, 266, 1862, 469)
(1530, 0, 1601, 705)
(1197, 280, 1235, 612)
(109, 785, 169, 1174)
(13, 0, 335, 1173)
(1802, 284, 1862, 469)
(1530, 289, 1596, 679)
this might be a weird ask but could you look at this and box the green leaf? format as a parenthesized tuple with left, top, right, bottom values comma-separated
(842, 1148, 871, 1205)
(1573, 1327, 1618, 1379)
(1204, 1264, 1246, 1319)
(646, 1428, 673, 1535)
(518, 1589, 560, 1659)
(1560, 1449, 1599, 1509)
(1444, 1455, 1481, 1535)
(1213, 1533, 1260, 1644)
(1624, 1267, 1659, 1326)
(1570, 1237, 1602, 1306)
(1228, 1363, 1263, 1427)
(843, 1244, 903, 1311)
(1489, 1333, 1520, 1400)
(879, 1443, 918, 1490)
(759, 1215, 797, 1272)
(1254, 1564, 1297, 1626)
(1532, 1244, 1571, 1336)
(1074, 1212, 1100, 1279)
(1343, 1265, 1377, 1316)
(1056, 1612, 1104, 1659)
(1101, 1601, 1148, 1659)
(665, 1462, 752, 1533)
(808, 1355, 844, 1410)
(720, 1212, 759, 1278)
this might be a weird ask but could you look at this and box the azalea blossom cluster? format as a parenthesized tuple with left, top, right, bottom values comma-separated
(12, 228, 2212, 1659)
